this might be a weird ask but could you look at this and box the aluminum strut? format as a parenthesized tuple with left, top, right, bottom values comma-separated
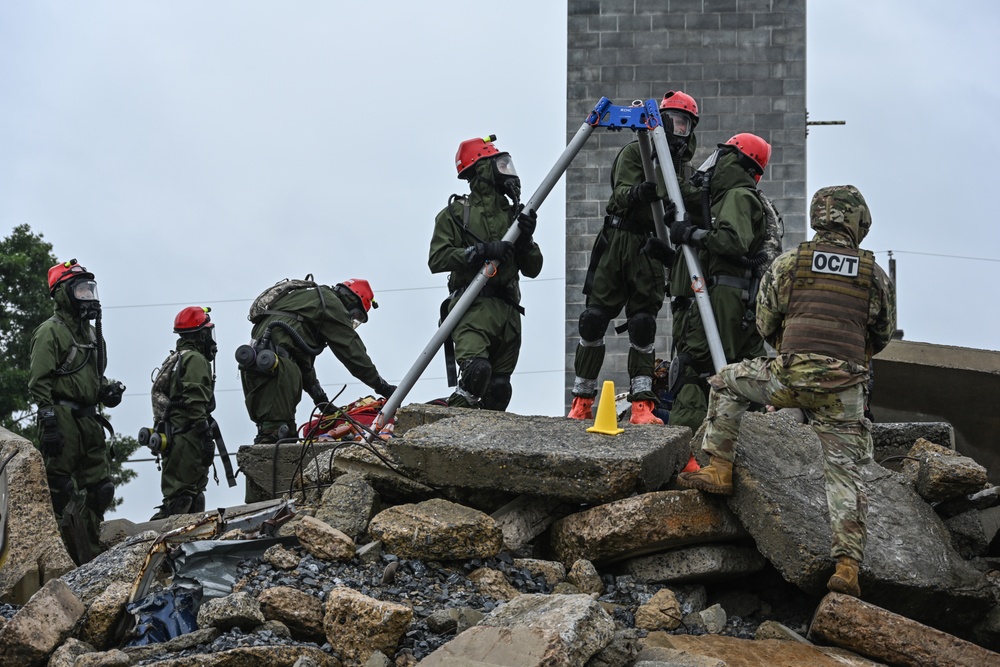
(374, 98, 614, 429)
(636, 101, 727, 373)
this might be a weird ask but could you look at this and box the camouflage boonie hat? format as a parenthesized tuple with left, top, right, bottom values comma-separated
(810, 185, 872, 244)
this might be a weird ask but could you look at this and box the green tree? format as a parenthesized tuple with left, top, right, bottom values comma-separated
(0, 225, 57, 438)
(108, 433, 142, 512)
(0, 225, 139, 512)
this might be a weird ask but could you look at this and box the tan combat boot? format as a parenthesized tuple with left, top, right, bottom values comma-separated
(677, 456, 733, 496)
(827, 556, 861, 598)
(567, 396, 595, 420)
(629, 399, 663, 425)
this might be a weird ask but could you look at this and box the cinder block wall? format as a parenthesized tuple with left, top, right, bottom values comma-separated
(564, 0, 807, 409)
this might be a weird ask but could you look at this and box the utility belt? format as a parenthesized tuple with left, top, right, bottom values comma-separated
(439, 282, 524, 387)
(55, 399, 116, 450)
(604, 214, 653, 235)
(55, 399, 98, 419)
(706, 274, 760, 331)
(584, 216, 654, 295)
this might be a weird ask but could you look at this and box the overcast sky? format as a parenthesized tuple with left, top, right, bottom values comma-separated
(2, 1, 998, 523)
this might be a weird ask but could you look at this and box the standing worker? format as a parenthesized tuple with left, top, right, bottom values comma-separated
(429, 135, 543, 410)
(678, 185, 896, 598)
(238, 277, 396, 443)
(567, 91, 700, 424)
(147, 306, 219, 519)
(667, 133, 773, 432)
(29, 259, 125, 564)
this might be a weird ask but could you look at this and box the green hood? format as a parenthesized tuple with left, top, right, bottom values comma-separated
(810, 185, 871, 248)
(709, 150, 757, 203)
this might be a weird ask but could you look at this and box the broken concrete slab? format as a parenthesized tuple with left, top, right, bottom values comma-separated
(0, 428, 76, 604)
(491, 495, 572, 557)
(870, 421, 954, 469)
(903, 438, 989, 503)
(313, 471, 379, 539)
(809, 592, 1000, 667)
(236, 441, 341, 503)
(0, 578, 84, 667)
(625, 544, 767, 585)
(386, 406, 691, 504)
(871, 339, 1000, 484)
(549, 490, 745, 566)
(727, 412, 993, 634)
(641, 633, 887, 667)
(368, 498, 502, 561)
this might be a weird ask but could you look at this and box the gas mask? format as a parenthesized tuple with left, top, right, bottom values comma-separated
(350, 309, 367, 330)
(491, 154, 521, 202)
(663, 110, 694, 160)
(68, 278, 101, 320)
(202, 326, 218, 361)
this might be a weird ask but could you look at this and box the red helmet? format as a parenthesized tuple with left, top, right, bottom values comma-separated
(455, 135, 501, 178)
(47, 259, 95, 296)
(660, 90, 699, 125)
(174, 306, 213, 334)
(339, 279, 377, 313)
(724, 133, 771, 182)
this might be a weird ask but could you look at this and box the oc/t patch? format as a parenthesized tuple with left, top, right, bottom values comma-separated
(811, 250, 860, 277)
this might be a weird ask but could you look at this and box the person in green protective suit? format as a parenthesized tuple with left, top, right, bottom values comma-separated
(666, 133, 773, 433)
(239, 278, 395, 444)
(149, 306, 219, 519)
(429, 135, 543, 410)
(29, 259, 125, 565)
(567, 91, 699, 425)
(678, 185, 896, 599)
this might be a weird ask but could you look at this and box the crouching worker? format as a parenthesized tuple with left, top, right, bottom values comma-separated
(238, 277, 395, 443)
(145, 306, 219, 520)
(678, 186, 896, 598)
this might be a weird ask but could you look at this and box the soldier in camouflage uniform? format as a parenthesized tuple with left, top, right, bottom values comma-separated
(677, 185, 896, 598)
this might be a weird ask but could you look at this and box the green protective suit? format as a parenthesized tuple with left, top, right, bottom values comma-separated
(158, 338, 214, 509)
(28, 284, 115, 564)
(429, 157, 543, 409)
(571, 134, 696, 402)
(668, 150, 768, 431)
(240, 285, 386, 438)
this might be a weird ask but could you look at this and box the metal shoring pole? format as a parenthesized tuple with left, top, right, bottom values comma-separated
(635, 130, 669, 243)
(644, 102, 727, 373)
(374, 101, 610, 430)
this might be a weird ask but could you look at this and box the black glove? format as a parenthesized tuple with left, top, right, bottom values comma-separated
(662, 198, 677, 224)
(639, 236, 675, 266)
(38, 407, 62, 458)
(373, 377, 396, 399)
(306, 382, 329, 408)
(627, 181, 659, 206)
(197, 421, 215, 467)
(516, 206, 537, 245)
(669, 214, 698, 247)
(468, 241, 514, 265)
(99, 379, 126, 408)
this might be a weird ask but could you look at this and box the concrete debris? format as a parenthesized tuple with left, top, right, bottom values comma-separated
(3, 405, 1000, 664)
(809, 591, 1000, 666)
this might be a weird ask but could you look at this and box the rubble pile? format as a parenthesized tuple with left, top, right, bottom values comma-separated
(0, 404, 999, 666)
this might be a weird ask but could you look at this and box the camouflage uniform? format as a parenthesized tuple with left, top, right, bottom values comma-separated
(697, 185, 896, 561)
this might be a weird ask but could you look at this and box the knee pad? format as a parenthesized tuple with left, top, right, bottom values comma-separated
(578, 307, 612, 344)
(191, 492, 206, 514)
(481, 375, 512, 411)
(49, 475, 74, 515)
(86, 478, 116, 515)
(458, 357, 492, 401)
(627, 312, 657, 351)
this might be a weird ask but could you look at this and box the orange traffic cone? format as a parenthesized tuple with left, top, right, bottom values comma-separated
(587, 381, 625, 436)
